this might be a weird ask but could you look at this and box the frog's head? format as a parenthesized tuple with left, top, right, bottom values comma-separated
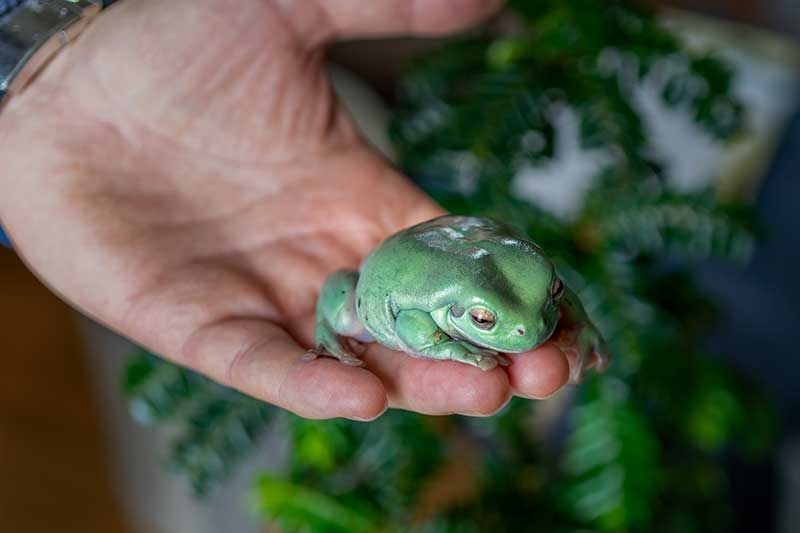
(446, 255, 565, 353)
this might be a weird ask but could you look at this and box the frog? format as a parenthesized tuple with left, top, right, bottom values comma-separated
(311, 215, 609, 380)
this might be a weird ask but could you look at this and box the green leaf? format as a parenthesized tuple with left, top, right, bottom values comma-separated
(251, 474, 381, 533)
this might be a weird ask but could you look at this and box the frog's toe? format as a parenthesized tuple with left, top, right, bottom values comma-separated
(593, 342, 612, 373)
(475, 355, 500, 371)
(327, 348, 366, 367)
(459, 352, 500, 371)
(454, 345, 506, 371)
(308, 343, 365, 367)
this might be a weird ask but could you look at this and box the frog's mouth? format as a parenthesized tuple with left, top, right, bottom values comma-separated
(449, 326, 530, 354)
(449, 322, 550, 354)
(453, 332, 506, 352)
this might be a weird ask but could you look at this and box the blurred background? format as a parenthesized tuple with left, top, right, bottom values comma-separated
(1, 1, 797, 532)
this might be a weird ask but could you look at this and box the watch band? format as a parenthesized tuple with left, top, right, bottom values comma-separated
(0, 0, 115, 17)
(0, 0, 26, 103)
(1, 0, 104, 102)
(1, 0, 114, 248)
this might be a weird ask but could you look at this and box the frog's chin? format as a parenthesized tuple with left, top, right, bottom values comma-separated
(463, 338, 536, 354)
(451, 330, 536, 354)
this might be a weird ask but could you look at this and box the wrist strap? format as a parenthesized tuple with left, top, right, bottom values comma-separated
(1, 0, 117, 248)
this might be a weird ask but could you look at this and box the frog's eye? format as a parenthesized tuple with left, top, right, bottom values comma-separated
(551, 277, 565, 299)
(469, 308, 496, 330)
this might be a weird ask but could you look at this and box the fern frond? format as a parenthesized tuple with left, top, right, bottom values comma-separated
(596, 192, 755, 260)
(123, 350, 215, 425)
(169, 392, 274, 496)
(559, 380, 660, 530)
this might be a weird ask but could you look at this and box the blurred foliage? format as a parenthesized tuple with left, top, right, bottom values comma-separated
(123, 0, 776, 531)
(123, 351, 274, 495)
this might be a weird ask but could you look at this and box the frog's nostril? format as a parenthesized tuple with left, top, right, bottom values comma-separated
(517, 328, 525, 336)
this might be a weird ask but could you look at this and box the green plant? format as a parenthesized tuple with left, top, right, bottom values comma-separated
(123, 1, 775, 531)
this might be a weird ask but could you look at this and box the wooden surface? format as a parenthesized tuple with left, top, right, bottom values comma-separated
(0, 247, 131, 532)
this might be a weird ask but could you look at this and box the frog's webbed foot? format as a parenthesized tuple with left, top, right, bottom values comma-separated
(452, 343, 511, 371)
(307, 326, 365, 367)
(553, 323, 609, 384)
(554, 286, 612, 383)
(311, 269, 367, 367)
(591, 339, 611, 374)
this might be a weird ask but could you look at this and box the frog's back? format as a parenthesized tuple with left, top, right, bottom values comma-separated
(354, 215, 544, 346)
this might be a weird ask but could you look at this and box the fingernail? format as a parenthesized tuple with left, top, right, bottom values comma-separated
(517, 390, 560, 401)
(459, 393, 512, 417)
(348, 401, 389, 422)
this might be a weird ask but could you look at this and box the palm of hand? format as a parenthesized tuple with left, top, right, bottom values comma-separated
(0, 0, 569, 419)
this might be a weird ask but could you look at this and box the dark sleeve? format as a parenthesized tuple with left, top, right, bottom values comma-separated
(0, 0, 23, 17)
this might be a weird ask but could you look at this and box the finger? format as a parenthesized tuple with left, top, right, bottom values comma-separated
(360, 345, 511, 416)
(315, 0, 504, 40)
(181, 317, 388, 421)
(346, 150, 447, 234)
(381, 169, 448, 231)
(505, 342, 571, 399)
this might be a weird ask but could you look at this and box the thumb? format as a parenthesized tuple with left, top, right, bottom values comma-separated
(315, 0, 504, 40)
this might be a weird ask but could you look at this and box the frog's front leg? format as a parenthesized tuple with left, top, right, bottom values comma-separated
(312, 269, 368, 367)
(555, 286, 611, 383)
(394, 309, 507, 371)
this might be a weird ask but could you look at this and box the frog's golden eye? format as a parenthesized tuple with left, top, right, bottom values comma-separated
(551, 277, 565, 299)
(470, 308, 496, 330)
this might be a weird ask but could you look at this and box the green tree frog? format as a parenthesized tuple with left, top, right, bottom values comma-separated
(312, 215, 609, 380)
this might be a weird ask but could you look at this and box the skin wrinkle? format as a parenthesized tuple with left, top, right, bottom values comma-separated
(81, 5, 343, 163)
(96, 89, 340, 173)
(270, 0, 334, 52)
(179, 317, 283, 402)
(408, 0, 426, 34)
(313, 0, 502, 38)
(123, 215, 363, 325)
(218, 216, 358, 267)
(305, 54, 346, 143)
(74, 146, 374, 258)
(189, 234, 348, 322)
(273, 348, 294, 411)
(221, 325, 279, 388)
(246, 249, 325, 318)
(123, 262, 277, 347)
(72, 198, 247, 287)
(106, 114, 358, 191)
(283, 58, 343, 144)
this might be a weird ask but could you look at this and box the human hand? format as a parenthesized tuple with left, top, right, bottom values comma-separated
(0, 0, 573, 420)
